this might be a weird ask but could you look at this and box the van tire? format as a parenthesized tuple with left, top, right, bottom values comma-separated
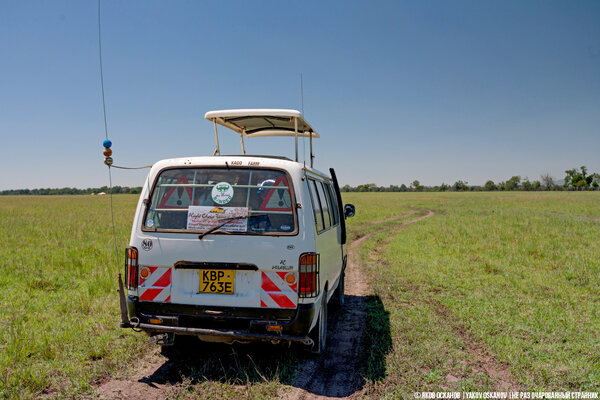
(309, 291, 328, 354)
(331, 270, 345, 310)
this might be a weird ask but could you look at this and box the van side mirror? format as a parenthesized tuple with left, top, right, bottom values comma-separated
(344, 204, 355, 218)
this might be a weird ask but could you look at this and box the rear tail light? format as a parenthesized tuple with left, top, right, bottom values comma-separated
(125, 246, 139, 290)
(299, 252, 319, 298)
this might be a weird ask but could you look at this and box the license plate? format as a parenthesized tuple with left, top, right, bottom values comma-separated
(199, 269, 235, 294)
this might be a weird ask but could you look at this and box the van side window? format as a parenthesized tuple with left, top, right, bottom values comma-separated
(308, 179, 324, 232)
(325, 183, 339, 226)
(316, 182, 331, 230)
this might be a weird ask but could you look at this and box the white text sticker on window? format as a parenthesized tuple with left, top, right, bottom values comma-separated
(187, 206, 248, 232)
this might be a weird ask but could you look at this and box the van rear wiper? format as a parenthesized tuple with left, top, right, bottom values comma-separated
(198, 213, 266, 240)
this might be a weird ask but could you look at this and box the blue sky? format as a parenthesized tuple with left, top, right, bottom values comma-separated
(1, 1, 599, 189)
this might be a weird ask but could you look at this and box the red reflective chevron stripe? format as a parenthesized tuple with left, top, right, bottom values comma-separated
(139, 288, 162, 301)
(138, 267, 171, 303)
(153, 269, 171, 288)
(276, 271, 287, 280)
(261, 272, 280, 292)
(260, 271, 297, 308)
(268, 292, 295, 308)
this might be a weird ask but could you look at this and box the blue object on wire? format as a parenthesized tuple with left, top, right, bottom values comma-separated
(103, 139, 112, 148)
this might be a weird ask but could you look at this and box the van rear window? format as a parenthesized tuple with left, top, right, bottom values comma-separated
(143, 167, 296, 234)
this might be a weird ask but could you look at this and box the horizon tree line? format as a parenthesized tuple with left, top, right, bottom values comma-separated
(1, 166, 599, 195)
(341, 166, 600, 192)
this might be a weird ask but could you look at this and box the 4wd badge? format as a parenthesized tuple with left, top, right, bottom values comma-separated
(141, 238, 153, 251)
(211, 182, 234, 205)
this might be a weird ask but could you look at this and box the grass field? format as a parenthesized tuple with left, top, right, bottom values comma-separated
(349, 192, 600, 396)
(0, 192, 599, 398)
(0, 195, 140, 398)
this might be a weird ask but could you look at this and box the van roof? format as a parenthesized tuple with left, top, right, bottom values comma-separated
(149, 155, 331, 182)
(205, 109, 319, 138)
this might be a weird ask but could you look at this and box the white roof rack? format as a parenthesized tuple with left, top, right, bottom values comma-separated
(205, 109, 319, 166)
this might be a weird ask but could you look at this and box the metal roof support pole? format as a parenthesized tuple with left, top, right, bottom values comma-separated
(294, 117, 298, 162)
(240, 133, 246, 155)
(213, 120, 221, 155)
(310, 132, 314, 168)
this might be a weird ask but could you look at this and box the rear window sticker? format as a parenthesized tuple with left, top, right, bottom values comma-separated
(187, 206, 248, 232)
(211, 182, 234, 205)
(145, 219, 154, 228)
(280, 224, 291, 231)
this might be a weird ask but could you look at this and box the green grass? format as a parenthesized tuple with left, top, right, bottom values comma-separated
(1, 192, 599, 398)
(345, 192, 600, 397)
(0, 195, 141, 398)
(342, 192, 414, 240)
(0, 195, 299, 399)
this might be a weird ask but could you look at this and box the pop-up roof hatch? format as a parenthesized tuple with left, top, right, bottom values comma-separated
(205, 109, 319, 166)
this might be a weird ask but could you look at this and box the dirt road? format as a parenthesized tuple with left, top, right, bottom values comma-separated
(284, 210, 435, 400)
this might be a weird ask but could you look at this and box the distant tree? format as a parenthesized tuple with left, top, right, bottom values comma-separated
(505, 176, 521, 191)
(356, 183, 377, 192)
(540, 173, 554, 190)
(484, 180, 497, 191)
(453, 180, 469, 191)
(564, 167, 590, 189)
(522, 178, 533, 191)
(399, 184, 408, 192)
(582, 166, 595, 187)
(411, 180, 423, 191)
(439, 183, 449, 192)
(533, 181, 541, 190)
(591, 173, 600, 189)
(564, 169, 574, 187)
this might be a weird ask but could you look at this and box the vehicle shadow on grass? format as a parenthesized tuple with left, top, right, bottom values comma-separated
(139, 294, 391, 398)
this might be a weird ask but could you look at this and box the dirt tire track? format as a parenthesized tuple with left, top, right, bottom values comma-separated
(284, 210, 434, 400)
(367, 209, 418, 226)
(367, 210, 522, 392)
(428, 300, 522, 391)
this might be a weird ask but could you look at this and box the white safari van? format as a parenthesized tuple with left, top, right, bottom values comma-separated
(118, 109, 355, 353)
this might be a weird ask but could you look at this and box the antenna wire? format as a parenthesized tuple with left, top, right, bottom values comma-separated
(98, 0, 119, 268)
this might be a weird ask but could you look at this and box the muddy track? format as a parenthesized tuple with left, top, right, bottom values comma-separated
(96, 210, 433, 400)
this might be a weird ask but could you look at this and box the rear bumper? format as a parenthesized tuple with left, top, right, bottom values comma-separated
(129, 323, 313, 344)
(122, 296, 317, 343)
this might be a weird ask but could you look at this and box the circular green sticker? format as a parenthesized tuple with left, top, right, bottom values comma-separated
(211, 182, 234, 205)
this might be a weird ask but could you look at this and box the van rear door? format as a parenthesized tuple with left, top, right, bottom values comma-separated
(135, 166, 300, 309)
